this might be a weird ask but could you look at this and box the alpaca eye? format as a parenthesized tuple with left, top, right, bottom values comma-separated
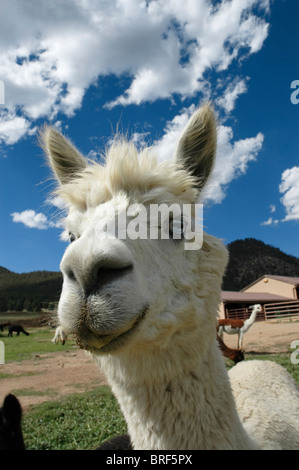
(69, 232, 76, 243)
(169, 218, 185, 240)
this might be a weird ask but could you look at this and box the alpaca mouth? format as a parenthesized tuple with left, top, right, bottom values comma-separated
(75, 305, 148, 354)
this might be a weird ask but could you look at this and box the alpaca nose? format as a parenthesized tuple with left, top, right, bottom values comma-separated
(63, 259, 134, 297)
(61, 244, 134, 297)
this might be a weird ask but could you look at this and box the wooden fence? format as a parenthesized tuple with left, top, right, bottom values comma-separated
(263, 301, 299, 320)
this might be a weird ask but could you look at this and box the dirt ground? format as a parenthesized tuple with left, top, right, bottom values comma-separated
(0, 320, 298, 413)
(0, 349, 107, 412)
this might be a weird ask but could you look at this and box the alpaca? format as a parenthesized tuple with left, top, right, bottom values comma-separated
(8, 325, 29, 337)
(217, 304, 262, 349)
(42, 104, 299, 450)
(52, 325, 67, 345)
(229, 360, 299, 449)
(0, 394, 25, 450)
(216, 334, 244, 364)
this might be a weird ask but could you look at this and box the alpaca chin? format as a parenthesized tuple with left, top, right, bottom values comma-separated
(75, 304, 149, 354)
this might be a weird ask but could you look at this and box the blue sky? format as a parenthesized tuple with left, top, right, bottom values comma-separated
(0, 0, 298, 274)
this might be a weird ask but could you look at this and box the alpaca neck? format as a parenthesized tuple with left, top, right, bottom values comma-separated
(97, 339, 255, 450)
(243, 309, 258, 329)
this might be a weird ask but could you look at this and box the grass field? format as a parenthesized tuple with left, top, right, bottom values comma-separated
(22, 387, 127, 450)
(1, 326, 298, 450)
(0, 327, 75, 364)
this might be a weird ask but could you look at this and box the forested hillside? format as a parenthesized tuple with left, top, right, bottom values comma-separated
(1, 238, 299, 312)
(0, 268, 62, 312)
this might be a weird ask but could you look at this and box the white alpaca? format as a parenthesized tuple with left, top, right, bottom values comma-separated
(229, 360, 299, 450)
(41, 104, 299, 450)
(52, 325, 67, 345)
(217, 304, 262, 349)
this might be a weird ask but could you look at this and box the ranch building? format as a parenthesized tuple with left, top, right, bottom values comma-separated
(219, 275, 299, 321)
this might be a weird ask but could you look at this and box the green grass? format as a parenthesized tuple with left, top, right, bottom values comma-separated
(0, 327, 76, 362)
(22, 387, 127, 450)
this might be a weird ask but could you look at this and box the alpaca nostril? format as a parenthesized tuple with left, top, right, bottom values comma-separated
(97, 264, 133, 284)
(66, 269, 77, 283)
(86, 263, 134, 297)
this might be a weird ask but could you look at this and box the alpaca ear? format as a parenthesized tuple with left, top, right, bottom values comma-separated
(40, 126, 87, 184)
(175, 104, 217, 190)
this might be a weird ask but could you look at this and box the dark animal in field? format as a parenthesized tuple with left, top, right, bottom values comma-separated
(0, 394, 25, 450)
(0, 323, 11, 332)
(8, 325, 29, 337)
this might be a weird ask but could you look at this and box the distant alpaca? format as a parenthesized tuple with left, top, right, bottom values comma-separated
(8, 325, 29, 337)
(0, 394, 25, 450)
(52, 325, 67, 345)
(217, 304, 262, 349)
(42, 104, 299, 449)
(216, 335, 244, 364)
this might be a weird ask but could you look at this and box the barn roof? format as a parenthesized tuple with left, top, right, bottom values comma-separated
(241, 274, 299, 291)
(221, 291, 293, 303)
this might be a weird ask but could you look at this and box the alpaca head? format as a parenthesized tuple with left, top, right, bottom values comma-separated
(249, 304, 263, 314)
(42, 104, 228, 356)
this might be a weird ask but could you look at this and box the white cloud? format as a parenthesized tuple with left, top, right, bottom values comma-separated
(216, 79, 248, 115)
(0, 0, 270, 144)
(11, 210, 49, 230)
(107, 0, 269, 108)
(260, 167, 299, 226)
(11, 208, 63, 229)
(203, 126, 264, 204)
(46, 196, 67, 211)
(279, 166, 299, 222)
(0, 110, 36, 145)
(270, 204, 276, 213)
(260, 217, 279, 226)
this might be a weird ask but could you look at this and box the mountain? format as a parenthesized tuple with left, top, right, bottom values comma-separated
(0, 269, 62, 312)
(1, 238, 299, 312)
(0, 266, 12, 274)
(222, 238, 299, 291)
